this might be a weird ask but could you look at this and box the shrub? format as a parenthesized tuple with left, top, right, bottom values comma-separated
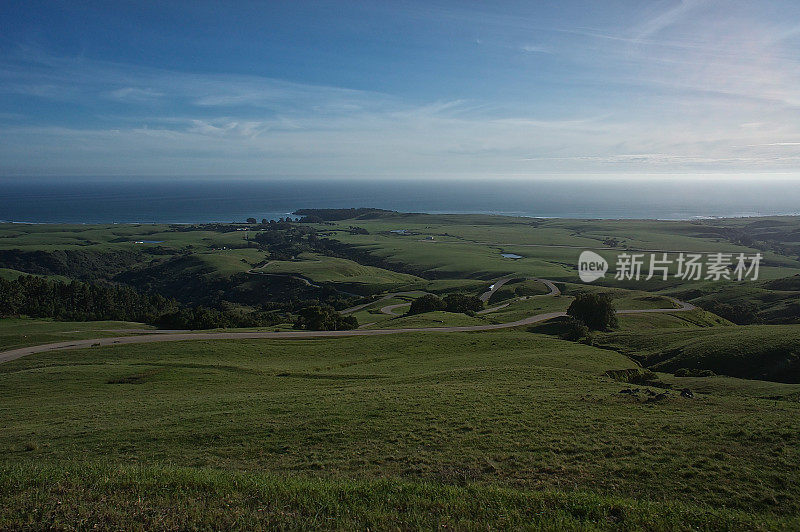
(567, 293, 618, 331)
(443, 293, 484, 314)
(674, 368, 717, 378)
(407, 294, 446, 315)
(560, 317, 591, 341)
(293, 305, 358, 331)
(605, 368, 661, 385)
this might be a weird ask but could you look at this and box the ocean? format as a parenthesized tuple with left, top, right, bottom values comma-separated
(1, 176, 799, 224)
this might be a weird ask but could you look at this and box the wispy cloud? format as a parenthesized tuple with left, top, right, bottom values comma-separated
(752, 142, 800, 146)
(632, 0, 702, 42)
(520, 44, 550, 54)
(105, 87, 163, 103)
(2, 2, 800, 178)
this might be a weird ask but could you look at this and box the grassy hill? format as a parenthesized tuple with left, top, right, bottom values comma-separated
(255, 252, 425, 293)
(0, 318, 156, 351)
(596, 324, 800, 382)
(306, 214, 800, 282)
(2, 330, 800, 529)
(4, 214, 800, 527)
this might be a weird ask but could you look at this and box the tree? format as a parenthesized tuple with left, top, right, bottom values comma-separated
(246, 217, 257, 224)
(293, 305, 358, 331)
(0, 275, 281, 330)
(566, 292, 618, 330)
(559, 316, 590, 341)
(407, 294, 445, 315)
(443, 293, 483, 314)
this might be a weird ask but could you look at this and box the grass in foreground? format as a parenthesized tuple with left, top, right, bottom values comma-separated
(2, 329, 799, 519)
(1, 463, 795, 531)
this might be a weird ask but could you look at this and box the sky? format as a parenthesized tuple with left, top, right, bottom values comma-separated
(1, 0, 800, 179)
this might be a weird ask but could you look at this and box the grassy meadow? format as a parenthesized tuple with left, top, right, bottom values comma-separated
(2, 328, 800, 528)
(0, 318, 157, 351)
(2, 213, 800, 528)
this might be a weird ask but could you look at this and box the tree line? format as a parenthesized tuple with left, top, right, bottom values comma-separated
(0, 275, 282, 330)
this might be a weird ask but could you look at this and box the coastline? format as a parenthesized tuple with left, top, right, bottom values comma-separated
(3, 176, 800, 224)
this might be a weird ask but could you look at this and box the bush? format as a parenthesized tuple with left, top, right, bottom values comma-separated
(293, 305, 358, 331)
(605, 368, 661, 385)
(674, 368, 717, 378)
(559, 317, 591, 341)
(443, 293, 484, 314)
(567, 293, 618, 331)
(407, 294, 446, 315)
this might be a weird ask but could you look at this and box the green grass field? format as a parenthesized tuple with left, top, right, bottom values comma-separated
(2, 330, 800, 528)
(0, 223, 249, 252)
(0, 318, 156, 351)
(310, 214, 800, 283)
(4, 214, 800, 527)
(596, 323, 800, 382)
(255, 252, 424, 291)
(2, 464, 794, 530)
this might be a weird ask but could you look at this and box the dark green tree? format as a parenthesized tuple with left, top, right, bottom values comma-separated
(443, 293, 484, 313)
(293, 305, 358, 331)
(407, 294, 446, 315)
(0, 275, 281, 330)
(566, 292, 618, 330)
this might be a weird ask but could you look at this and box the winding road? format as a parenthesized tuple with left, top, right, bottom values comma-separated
(0, 278, 692, 365)
(372, 277, 557, 316)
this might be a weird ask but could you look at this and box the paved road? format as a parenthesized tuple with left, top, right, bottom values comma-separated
(479, 277, 561, 302)
(381, 302, 411, 316)
(247, 265, 361, 298)
(339, 291, 424, 316)
(534, 278, 561, 297)
(480, 277, 513, 302)
(340, 295, 396, 315)
(0, 278, 690, 365)
(476, 303, 510, 315)
(349, 278, 528, 317)
(379, 277, 559, 316)
(617, 297, 694, 313)
(247, 268, 321, 288)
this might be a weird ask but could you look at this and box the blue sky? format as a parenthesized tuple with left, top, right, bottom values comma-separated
(1, 0, 800, 178)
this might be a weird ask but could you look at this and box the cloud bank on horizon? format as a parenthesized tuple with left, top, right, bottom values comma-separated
(1, 0, 799, 178)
